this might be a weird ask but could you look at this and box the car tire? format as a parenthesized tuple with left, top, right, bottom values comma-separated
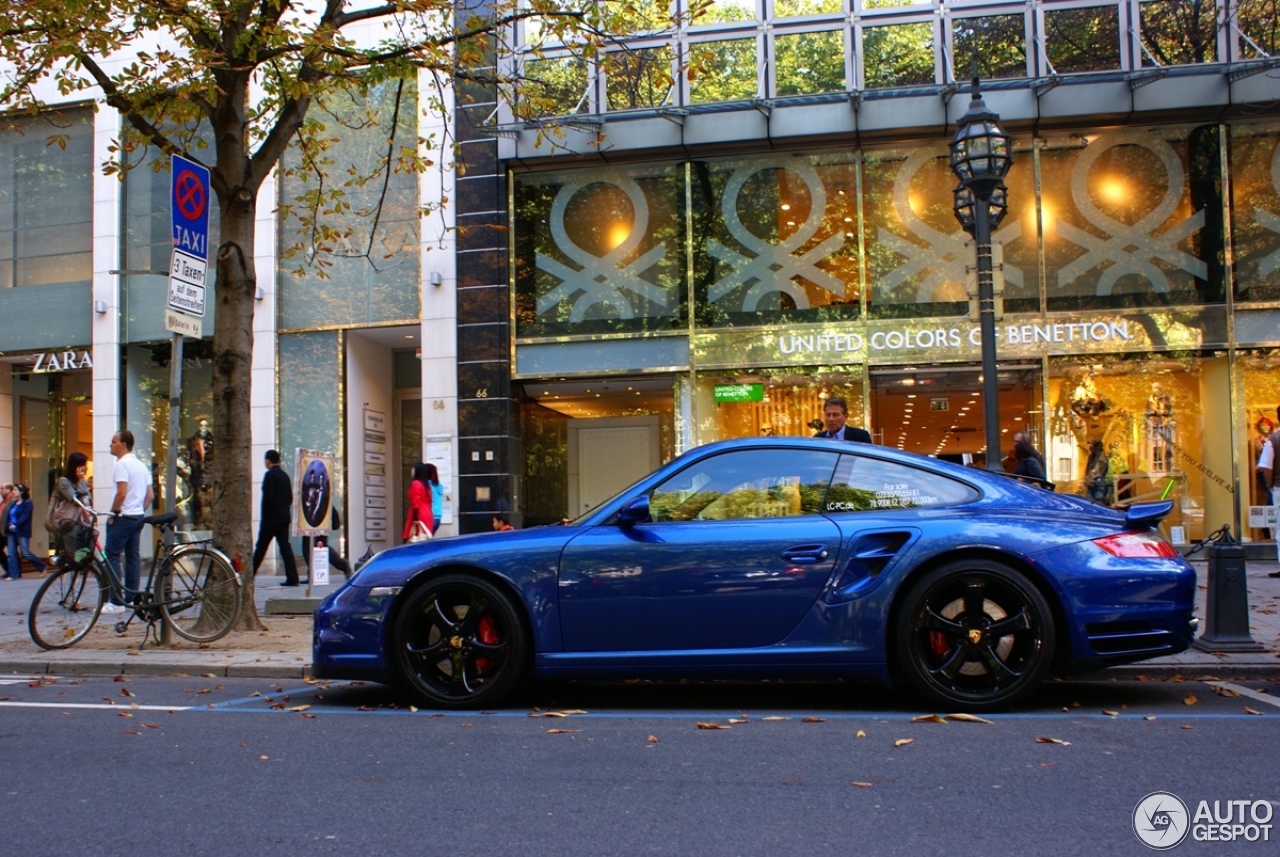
(391, 573, 528, 710)
(894, 559, 1055, 712)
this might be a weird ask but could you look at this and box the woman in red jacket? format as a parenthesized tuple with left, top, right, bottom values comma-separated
(402, 462, 434, 543)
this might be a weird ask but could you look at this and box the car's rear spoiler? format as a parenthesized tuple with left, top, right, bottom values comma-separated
(1123, 500, 1174, 530)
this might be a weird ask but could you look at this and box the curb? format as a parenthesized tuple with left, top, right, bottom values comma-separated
(0, 659, 311, 679)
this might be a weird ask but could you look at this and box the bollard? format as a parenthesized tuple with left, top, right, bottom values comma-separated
(1192, 528, 1264, 652)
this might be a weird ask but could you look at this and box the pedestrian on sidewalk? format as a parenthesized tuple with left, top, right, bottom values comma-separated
(1256, 405, 1280, 577)
(104, 430, 153, 606)
(253, 449, 300, 586)
(401, 462, 434, 544)
(0, 483, 16, 572)
(4, 484, 46, 580)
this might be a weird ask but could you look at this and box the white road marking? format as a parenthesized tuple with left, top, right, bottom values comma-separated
(0, 701, 190, 711)
(1211, 682, 1280, 710)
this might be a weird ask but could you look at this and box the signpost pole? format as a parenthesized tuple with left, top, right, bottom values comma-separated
(161, 153, 210, 644)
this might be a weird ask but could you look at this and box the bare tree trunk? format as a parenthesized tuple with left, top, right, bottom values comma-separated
(211, 186, 266, 631)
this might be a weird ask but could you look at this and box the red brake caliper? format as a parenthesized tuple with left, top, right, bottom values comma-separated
(929, 631, 950, 662)
(475, 614, 498, 673)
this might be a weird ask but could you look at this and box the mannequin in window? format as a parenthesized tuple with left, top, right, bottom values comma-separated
(187, 418, 213, 528)
(1146, 382, 1174, 472)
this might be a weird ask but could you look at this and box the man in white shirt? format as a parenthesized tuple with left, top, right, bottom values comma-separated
(103, 430, 153, 608)
(1257, 406, 1280, 573)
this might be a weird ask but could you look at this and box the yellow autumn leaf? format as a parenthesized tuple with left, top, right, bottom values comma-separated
(647, 735, 659, 743)
(911, 714, 947, 724)
(894, 738, 913, 747)
(856, 729, 866, 738)
(945, 713, 993, 724)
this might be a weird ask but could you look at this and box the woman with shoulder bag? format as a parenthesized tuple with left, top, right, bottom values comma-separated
(49, 452, 93, 562)
(6, 484, 47, 580)
(402, 462, 434, 544)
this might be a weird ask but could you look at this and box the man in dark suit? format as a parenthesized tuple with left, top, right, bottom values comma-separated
(252, 449, 300, 586)
(814, 396, 872, 443)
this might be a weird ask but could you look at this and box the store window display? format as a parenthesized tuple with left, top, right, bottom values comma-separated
(1047, 361, 1205, 540)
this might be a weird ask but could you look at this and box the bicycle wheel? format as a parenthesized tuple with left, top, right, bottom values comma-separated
(155, 547, 243, 643)
(29, 564, 108, 650)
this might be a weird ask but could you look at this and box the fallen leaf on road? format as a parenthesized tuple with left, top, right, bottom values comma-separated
(545, 728, 581, 734)
(1212, 685, 1239, 698)
(760, 716, 788, 722)
(118, 712, 132, 718)
(945, 713, 993, 724)
(1035, 737, 1070, 746)
(123, 730, 141, 736)
(894, 738, 913, 747)
(258, 755, 269, 760)
(801, 717, 827, 723)
(1102, 710, 1119, 717)
(911, 714, 946, 724)
(851, 781, 873, 788)
(696, 722, 730, 730)
(728, 718, 748, 724)
(1243, 706, 1263, 715)
(856, 730, 866, 738)
(1183, 693, 1198, 706)
(647, 735, 659, 743)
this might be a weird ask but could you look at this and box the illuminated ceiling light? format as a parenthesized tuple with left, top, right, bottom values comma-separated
(901, 378, 916, 386)
(780, 203, 792, 211)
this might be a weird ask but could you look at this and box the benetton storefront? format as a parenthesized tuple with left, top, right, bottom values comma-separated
(508, 120, 1280, 542)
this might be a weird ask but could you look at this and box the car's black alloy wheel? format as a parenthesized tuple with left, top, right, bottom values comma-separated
(392, 573, 527, 709)
(895, 559, 1055, 712)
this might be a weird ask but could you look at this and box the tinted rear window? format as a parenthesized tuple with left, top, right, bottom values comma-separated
(825, 454, 980, 512)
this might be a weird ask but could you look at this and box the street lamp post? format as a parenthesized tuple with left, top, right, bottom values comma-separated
(949, 68, 1012, 472)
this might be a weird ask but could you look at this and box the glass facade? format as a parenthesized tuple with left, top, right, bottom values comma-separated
(276, 78, 421, 330)
(0, 107, 93, 291)
(508, 1, 1277, 116)
(512, 118, 1280, 541)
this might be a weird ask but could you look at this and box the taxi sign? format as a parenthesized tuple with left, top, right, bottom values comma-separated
(169, 155, 210, 318)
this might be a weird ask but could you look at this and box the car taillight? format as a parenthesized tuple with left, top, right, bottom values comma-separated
(1092, 531, 1178, 558)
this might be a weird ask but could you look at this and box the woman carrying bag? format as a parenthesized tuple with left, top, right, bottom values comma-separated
(402, 462, 434, 543)
(5, 484, 47, 580)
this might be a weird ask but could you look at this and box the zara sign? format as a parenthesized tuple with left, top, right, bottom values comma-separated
(31, 350, 94, 373)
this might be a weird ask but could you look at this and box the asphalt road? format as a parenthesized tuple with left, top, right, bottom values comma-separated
(1, 675, 1277, 856)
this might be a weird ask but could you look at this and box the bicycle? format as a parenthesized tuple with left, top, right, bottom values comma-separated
(28, 504, 243, 650)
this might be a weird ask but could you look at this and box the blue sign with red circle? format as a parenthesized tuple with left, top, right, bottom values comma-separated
(171, 154, 210, 259)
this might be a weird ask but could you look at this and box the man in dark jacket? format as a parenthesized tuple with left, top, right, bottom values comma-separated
(814, 397, 872, 443)
(252, 449, 300, 586)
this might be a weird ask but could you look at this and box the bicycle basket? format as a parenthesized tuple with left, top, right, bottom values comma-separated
(59, 521, 96, 561)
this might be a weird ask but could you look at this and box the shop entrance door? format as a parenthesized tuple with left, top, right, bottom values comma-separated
(869, 365, 1043, 463)
(567, 416, 661, 518)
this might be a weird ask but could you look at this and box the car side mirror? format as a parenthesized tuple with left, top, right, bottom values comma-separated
(616, 495, 651, 526)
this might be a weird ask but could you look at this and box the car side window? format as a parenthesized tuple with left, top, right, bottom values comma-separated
(825, 455, 980, 512)
(649, 449, 840, 523)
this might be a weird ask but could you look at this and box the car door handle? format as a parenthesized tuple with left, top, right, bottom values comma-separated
(780, 544, 830, 563)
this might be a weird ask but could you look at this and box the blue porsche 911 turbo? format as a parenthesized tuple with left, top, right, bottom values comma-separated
(313, 437, 1196, 711)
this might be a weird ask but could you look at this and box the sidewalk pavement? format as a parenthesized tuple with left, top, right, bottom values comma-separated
(1, 560, 1278, 683)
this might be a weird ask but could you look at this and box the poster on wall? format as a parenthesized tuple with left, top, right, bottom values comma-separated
(365, 409, 388, 542)
(293, 448, 334, 537)
(426, 435, 453, 526)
